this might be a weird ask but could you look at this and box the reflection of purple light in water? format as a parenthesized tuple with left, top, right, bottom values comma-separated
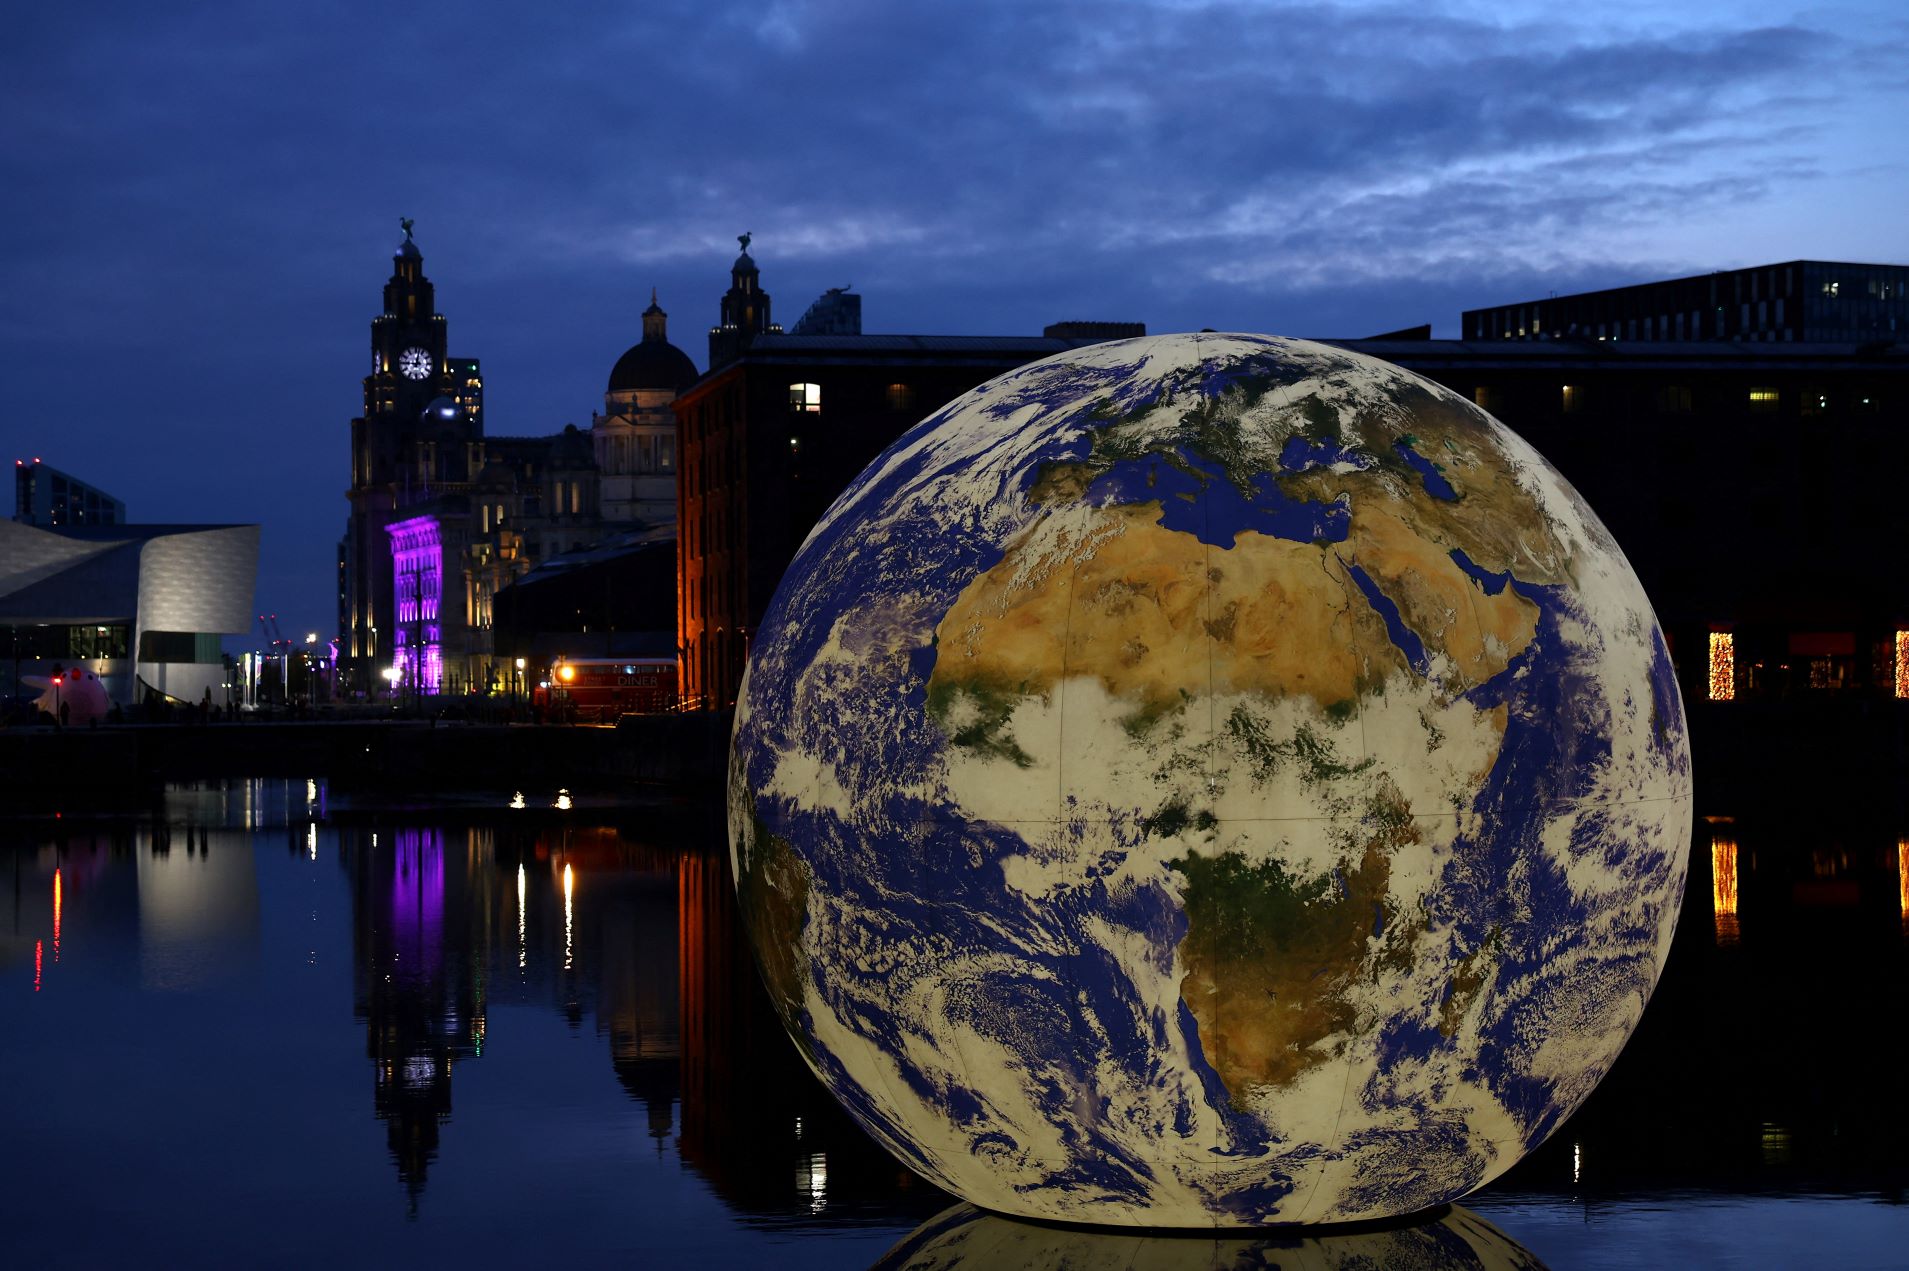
(392, 830, 444, 983)
(562, 863, 574, 971)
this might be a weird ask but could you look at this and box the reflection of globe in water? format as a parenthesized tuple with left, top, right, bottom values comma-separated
(873, 1202, 1548, 1270)
(731, 334, 1691, 1226)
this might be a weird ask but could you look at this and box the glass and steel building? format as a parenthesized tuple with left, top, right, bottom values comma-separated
(13, 458, 125, 528)
(1463, 261, 1909, 345)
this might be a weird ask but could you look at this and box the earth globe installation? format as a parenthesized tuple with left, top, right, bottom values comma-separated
(729, 333, 1692, 1227)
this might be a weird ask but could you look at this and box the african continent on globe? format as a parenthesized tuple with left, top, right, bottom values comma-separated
(730, 333, 1691, 1227)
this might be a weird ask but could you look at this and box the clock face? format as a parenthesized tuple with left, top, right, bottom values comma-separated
(400, 347, 433, 380)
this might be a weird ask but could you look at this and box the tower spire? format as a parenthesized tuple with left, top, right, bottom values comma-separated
(642, 288, 668, 343)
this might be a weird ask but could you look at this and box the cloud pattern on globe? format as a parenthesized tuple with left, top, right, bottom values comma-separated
(729, 334, 1691, 1226)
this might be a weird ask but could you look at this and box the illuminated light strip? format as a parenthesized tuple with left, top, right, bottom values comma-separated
(1708, 632, 1735, 701)
(52, 869, 62, 963)
(1895, 630, 1909, 700)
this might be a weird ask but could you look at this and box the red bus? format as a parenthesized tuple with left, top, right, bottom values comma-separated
(535, 657, 678, 721)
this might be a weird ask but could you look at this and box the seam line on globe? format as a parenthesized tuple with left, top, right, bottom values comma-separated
(1057, 525, 1081, 826)
(1200, 358, 1224, 1220)
(1302, 453, 1387, 1224)
(916, 794, 1691, 828)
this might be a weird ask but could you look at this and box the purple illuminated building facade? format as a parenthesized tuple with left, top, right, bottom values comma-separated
(386, 515, 445, 694)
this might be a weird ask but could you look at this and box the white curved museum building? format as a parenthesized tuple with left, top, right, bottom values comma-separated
(0, 519, 259, 709)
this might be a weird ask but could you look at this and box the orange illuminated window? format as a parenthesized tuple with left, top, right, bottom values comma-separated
(1896, 630, 1909, 700)
(789, 382, 821, 413)
(1708, 632, 1735, 701)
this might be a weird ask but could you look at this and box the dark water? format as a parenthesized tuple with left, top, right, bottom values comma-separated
(2, 783, 1905, 1268)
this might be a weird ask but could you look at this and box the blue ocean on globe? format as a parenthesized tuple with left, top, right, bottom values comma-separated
(729, 333, 1692, 1226)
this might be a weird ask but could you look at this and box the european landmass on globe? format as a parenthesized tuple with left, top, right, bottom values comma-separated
(729, 333, 1692, 1226)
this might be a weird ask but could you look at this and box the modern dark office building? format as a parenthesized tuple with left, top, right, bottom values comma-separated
(1464, 260, 1909, 345)
(1326, 333, 1909, 713)
(13, 458, 125, 528)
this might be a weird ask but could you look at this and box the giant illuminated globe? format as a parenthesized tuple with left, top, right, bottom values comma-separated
(730, 334, 1691, 1226)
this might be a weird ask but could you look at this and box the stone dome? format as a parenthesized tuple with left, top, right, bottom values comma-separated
(608, 339, 698, 394)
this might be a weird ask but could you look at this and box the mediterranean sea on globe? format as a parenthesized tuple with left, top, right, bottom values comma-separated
(728, 333, 1692, 1227)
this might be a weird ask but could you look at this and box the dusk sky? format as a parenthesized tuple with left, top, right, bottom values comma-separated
(4, 0, 1905, 643)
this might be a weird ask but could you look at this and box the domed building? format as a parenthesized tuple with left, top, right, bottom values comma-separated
(593, 290, 698, 526)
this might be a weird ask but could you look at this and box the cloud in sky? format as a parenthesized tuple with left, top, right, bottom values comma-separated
(1, 0, 1904, 640)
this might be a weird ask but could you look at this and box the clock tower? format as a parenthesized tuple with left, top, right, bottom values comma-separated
(341, 220, 482, 687)
(365, 218, 453, 423)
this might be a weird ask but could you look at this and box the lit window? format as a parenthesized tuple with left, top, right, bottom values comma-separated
(1821, 280, 1840, 298)
(1748, 388, 1779, 413)
(1561, 384, 1582, 414)
(1656, 385, 1693, 414)
(885, 382, 915, 412)
(1708, 632, 1735, 701)
(1801, 389, 1829, 417)
(1896, 630, 1909, 700)
(789, 382, 821, 413)
(1472, 386, 1501, 414)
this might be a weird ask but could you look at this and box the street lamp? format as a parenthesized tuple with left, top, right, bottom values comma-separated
(382, 665, 400, 707)
(51, 673, 63, 728)
(514, 657, 526, 717)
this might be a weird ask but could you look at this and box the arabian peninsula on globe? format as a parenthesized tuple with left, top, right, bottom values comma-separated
(729, 333, 1692, 1227)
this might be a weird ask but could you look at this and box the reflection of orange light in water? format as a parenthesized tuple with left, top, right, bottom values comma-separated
(1712, 836, 1740, 946)
(52, 868, 62, 963)
(34, 940, 43, 991)
(1898, 839, 1909, 930)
